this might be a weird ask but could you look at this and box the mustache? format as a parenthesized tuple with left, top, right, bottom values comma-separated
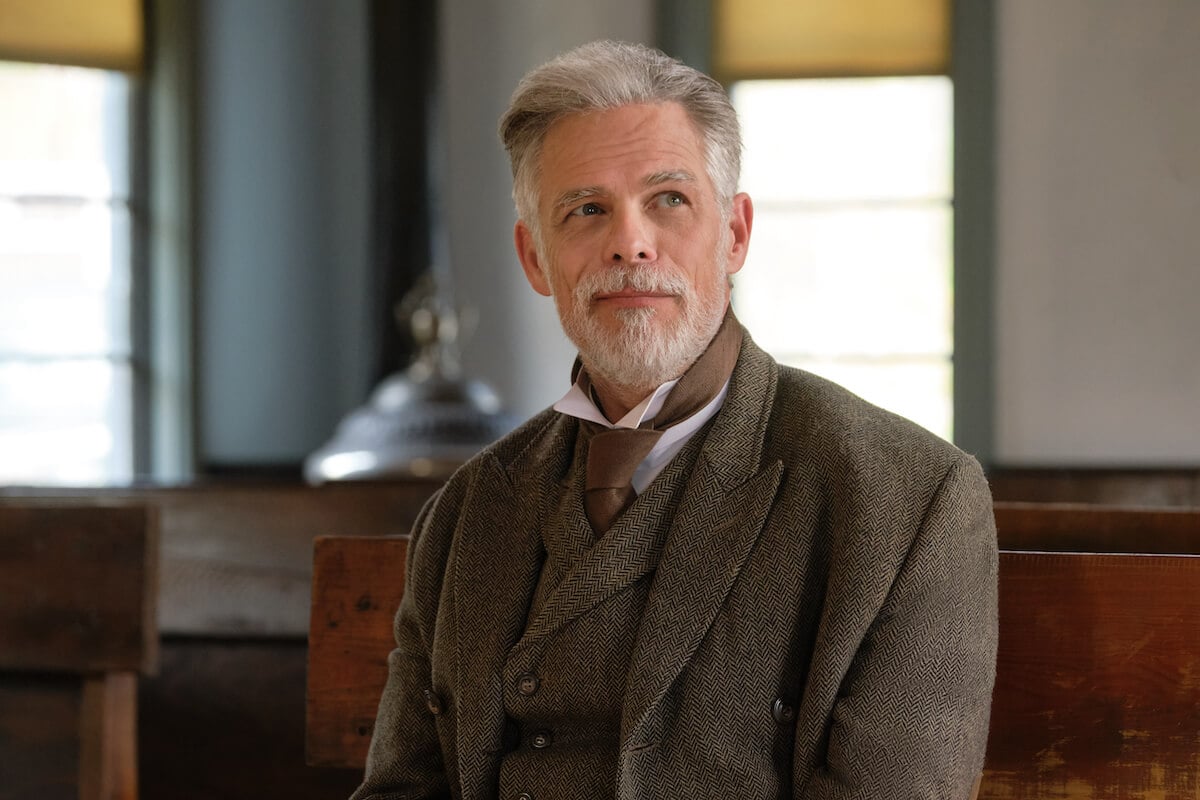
(573, 264, 691, 302)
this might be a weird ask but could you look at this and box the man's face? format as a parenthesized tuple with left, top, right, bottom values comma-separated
(514, 102, 752, 393)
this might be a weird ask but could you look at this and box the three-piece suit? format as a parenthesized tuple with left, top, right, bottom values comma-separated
(352, 328, 998, 800)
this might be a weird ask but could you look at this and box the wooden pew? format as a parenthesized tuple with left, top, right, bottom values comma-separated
(0, 505, 158, 800)
(0, 482, 440, 800)
(306, 505, 1200, 798)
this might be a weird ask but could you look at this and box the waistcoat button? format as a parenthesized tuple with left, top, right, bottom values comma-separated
(530, 729, 553, 749)
(772, 698, 796, 724)
(423, 689, 443, 716)
(517, 673, 540, 696)
(516, 794, 533, 800)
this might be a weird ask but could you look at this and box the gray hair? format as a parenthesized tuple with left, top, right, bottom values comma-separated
(498, 40, 742, 235)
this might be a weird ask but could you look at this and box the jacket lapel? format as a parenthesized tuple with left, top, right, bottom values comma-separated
(620, 456, 782, 742)
(621, 334, 786, 745)
(516, 450, 685, 654)
(451, 416, 574, 799)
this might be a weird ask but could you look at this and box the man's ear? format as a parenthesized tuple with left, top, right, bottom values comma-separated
(515, 220, 552, 296)
(723, 192, 754, 277)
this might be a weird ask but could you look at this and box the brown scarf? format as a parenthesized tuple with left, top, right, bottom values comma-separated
(578, 310, 742, 534)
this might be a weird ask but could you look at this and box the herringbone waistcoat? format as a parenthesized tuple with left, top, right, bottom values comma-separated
(496, 424, 711, 800)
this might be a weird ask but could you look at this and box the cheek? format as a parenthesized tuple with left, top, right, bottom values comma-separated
(546, 245, 590, 288)
(553, 229, 597, 264)
(542, 263, 584, 309)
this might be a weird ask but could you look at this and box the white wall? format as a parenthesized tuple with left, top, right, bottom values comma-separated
(440, 0, 654, 420)
(994, 0, 1200, 464)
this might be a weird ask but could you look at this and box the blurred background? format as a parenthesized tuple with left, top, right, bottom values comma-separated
(2, 0, 1196, 487)
(1, 3, 1198, 799)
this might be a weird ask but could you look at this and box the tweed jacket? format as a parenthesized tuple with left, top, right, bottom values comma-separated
(352, 331, 998, 800)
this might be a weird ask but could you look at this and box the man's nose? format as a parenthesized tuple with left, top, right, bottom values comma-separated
(607, 208, 657, 264)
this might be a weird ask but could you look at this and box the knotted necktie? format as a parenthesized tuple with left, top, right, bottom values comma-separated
(581, 310, 742, 534)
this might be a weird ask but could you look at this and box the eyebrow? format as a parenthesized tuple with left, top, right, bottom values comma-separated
(645, 170, 696, 187)
(551, 186, 603, 215)
(549, 170, 698, 216)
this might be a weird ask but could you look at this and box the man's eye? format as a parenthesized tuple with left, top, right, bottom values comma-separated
(569, 202, 603, 217)
(658, 192, 685, 208)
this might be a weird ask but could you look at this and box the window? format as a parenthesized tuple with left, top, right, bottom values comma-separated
(731, 76, 954, 440)
(0, 62, 134, 484)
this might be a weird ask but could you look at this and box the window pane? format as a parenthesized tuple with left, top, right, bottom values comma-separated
(737, 204, 951, 358)
(0, 62, 129, 200)
(0, 61, 133, 485)
(0, 359, 133, 485)
(732, 76, 953, 441)
(0, 198, 131, 356)
(733, 76, 951, 203)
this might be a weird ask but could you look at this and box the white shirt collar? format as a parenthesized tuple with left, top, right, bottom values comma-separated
(553, 377, 680, 429)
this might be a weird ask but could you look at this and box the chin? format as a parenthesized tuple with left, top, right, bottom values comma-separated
(570, 305, 717, 392)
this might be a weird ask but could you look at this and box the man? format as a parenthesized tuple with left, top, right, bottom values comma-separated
(352, 41, 997, 800)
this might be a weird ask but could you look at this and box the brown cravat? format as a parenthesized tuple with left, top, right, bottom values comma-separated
(581, 310, 742, 533)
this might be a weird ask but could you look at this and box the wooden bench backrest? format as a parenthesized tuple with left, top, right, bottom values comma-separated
(307, 535, 408, 768)
(307, 507, 1200, 796)
(0, 504, 159, 674)
(993, 501, 1200, 553)
(981, 550, 1200, 799)
(0, 482, 438, 638)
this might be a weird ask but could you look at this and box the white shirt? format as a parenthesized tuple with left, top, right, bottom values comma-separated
(553, 376, 731, 493)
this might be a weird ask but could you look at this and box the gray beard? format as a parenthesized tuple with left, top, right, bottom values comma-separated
(557, 262, 728, 393)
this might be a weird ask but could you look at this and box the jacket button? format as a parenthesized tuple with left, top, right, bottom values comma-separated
(516, 794, 533, 800)
(772, 698, 796, 724)
(423, 689, 444, 716)
(517, 673, 540, 696)
(530, 729, 553, 749)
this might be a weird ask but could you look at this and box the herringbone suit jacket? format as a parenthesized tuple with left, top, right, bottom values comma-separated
(352, 330, 998, 800)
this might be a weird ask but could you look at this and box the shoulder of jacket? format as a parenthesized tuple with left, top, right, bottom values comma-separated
(763, 364, 980, 511)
